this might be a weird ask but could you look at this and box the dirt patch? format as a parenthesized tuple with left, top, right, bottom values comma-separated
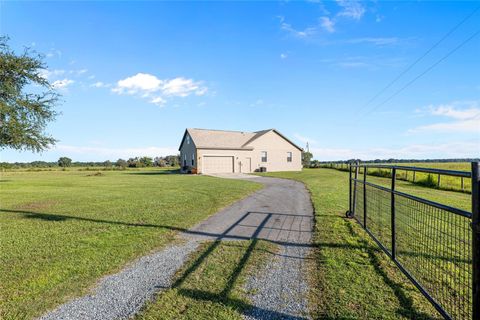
(86, 172, 104, 177)
(16, 200, 58, 211)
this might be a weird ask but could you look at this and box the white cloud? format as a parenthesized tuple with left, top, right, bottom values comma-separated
(90, 81, 110, 88)
(320, 16, 335, 33)
(112, 73, 208, 106)
(345, 37, 400, 46)
(280, 53, 288, 59)
(54, 144, 178, 159)
(40, 69, 65, 80)
(409, 101, 480, 134)
(310, 141, 480, 161)
(294, 133, 317, 145)
(279, 16, 316, 38)
(163, 77, 207, 97)
(429, 103, 480, 120)
(113, 73, 163, 94)
(250, 99, 264, 107)
(150, 96, 166, 106)
(52, 78, 74, 89)
(336, 0, 366, 20)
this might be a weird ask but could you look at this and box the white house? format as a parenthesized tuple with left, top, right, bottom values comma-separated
(178, 128, 303, 174)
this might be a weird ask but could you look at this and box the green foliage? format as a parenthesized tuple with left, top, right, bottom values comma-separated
(115, 158, 127, 168)
(139, 156, 153, 167)
(0, 36, 59, 152)
(57, 157, 72, 167)
(302, 151, 313, 168)
(416, 174, 437, 188)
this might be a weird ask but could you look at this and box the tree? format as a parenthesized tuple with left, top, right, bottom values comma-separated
(165, 154, 180, 167)
(139, 156, 153, 167)
(116, 159, 127, 168)
(0, 36, 60, 152)
(302, 151, 313, 168)
(58, 157, 72, 167)
(103, 160, 112, 167)
(154, 157, 167, 167)
(127, 157, 139, 168)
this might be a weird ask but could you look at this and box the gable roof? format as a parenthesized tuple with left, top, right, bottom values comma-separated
(178, 128, 303, 151)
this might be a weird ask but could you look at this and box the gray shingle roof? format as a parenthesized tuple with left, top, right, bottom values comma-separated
(179, 128, 303, 151)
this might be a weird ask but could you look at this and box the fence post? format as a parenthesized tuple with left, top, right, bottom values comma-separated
(351, 162, 359, 217)
(413, 170, 416, 183)
(438, 174, 441, 188)
(363, 166, 367, 228)
(472, 162, 480, 320)
(391, 167, 397, 259)
(347, 162, 352, 216)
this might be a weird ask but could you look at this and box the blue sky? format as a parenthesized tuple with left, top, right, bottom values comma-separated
(1, 1, 479, 161)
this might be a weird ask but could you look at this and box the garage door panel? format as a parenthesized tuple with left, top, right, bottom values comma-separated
(203, 156, 234, 173)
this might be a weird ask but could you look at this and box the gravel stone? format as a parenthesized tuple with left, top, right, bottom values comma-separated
(39, 241, 198, 320)
(243, 245, 311, 320)
(38, 174, 314, 320)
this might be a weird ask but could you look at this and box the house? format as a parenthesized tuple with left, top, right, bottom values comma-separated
(178, 128, 303, 174)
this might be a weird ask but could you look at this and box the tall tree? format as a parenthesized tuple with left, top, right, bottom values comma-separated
(302, 151, 313, 168)
(0, 36, 59, 152)
(57, 157, 72, 167)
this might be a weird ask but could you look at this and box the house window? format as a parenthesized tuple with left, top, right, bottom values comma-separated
(287, 152, 292, 162)
(186, 135, 190, 144)
(261, 151, 267, 162)
(191, 153, 195, 166)
(183, 154, 187, 166)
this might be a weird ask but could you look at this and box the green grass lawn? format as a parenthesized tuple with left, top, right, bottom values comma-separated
(259, 168, 472, 319)
(323, 162, 473, 193)
(0, 169, 261, 319)
(136, 240, 276, 320)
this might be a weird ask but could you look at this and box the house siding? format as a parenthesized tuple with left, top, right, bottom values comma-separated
(180, 129, 303, 174)
(179, 132, 197, 172)
(247, 131, 302, 172)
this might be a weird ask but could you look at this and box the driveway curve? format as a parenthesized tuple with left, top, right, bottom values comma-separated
(39, 174, 314, 320)
(184, 174, 314, 246)
(188, 174, 314, 320)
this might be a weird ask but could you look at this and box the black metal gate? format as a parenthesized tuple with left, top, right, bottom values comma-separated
(346, 162, 480, 320)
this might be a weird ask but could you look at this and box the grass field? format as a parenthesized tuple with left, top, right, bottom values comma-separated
(136, 240, 276, 320)
(0, 168, 261, 319)
(323, 162, 472, 193)
(260, 168, 472, 319)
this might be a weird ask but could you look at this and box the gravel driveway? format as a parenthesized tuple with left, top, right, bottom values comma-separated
(191, 174, 314, 320)
(39, 174, 314, 320)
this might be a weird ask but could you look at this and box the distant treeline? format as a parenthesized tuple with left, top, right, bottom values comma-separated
(0, 155, 181, 169)
(313, 158, 480, 165)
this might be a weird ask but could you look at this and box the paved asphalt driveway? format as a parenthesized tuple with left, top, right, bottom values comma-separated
(184, 174, 314, 246)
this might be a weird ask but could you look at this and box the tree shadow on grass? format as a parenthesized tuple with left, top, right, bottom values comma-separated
(343, 220, 439, 320)
(125, 169, 180, 175)
(2, 207, 311, 319)
(1, 207, 442, 319)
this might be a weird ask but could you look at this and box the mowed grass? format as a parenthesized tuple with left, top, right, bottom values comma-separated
(0, 169, 261, 319)
(137, 239, 276, 320)
(259, 168, 468, 319)
(325, 162, 473, 193)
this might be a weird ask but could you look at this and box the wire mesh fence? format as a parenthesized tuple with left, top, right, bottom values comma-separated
(347, 162, 479, 320)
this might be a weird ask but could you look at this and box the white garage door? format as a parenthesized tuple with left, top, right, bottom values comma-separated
(203, 156, 234, 173)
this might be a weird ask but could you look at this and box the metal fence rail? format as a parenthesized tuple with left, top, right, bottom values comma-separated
(346, 162, 479, 320)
